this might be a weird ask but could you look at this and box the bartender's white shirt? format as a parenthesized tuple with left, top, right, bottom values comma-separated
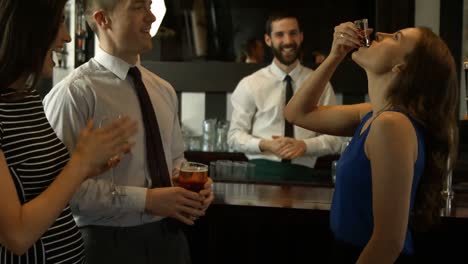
(228, 61, 343, 168)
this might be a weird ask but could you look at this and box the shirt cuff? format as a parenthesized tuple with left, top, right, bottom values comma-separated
(303, 137, 333, 157)
(119, 186, 148, 213)
(246, 137, 262, 153)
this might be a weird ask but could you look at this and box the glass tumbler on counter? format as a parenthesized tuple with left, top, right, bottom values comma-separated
(246, 162, 256, 179)
(209, 161, 217, 179)
(188, 136, 202, 151)
(331, 140, 351, 184)
(215, 160, 232, 180)
(215, 120, 230, 152)
(210, 160, 254, 180)
(354, 18, 371, 47)
(202, 119, 217, 151)
(232, 161, 248, 180)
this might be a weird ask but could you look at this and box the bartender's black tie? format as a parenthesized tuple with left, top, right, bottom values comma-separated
(128, 67, 172, 187)
(283, 75, 294, 163)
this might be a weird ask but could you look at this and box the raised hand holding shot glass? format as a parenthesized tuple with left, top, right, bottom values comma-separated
(354, 18, 371, 47)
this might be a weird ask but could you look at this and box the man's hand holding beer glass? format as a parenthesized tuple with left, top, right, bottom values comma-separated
(174, 162, 214, 220)
(144, 161, 214, 225)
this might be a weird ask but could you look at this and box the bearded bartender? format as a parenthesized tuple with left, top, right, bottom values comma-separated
(228, 11, 344, 176)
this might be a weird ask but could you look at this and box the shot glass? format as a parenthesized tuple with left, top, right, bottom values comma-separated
(188, 136, 202, 151)
(209, 161, 217, 179)
(354, 18, 370, 47)
(331, 160, 337, 185)
(216, 160, 232, 180)
(246, 163, 256, 179)
(232, 161, 248, 180)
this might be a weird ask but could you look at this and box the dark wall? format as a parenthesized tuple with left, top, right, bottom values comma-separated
(142, 60, 368, 96)
(227, 0, 376, 63)
(375, 0, 414, 33)
(142, 61, 264, 93)
(440, 0, 463, 83)
(143, 0, 376, 63)
(141, 0, 384, 98)
(141, 0, 417, 97)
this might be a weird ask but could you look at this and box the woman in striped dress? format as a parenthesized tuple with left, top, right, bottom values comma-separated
(0, 0, 138, 263)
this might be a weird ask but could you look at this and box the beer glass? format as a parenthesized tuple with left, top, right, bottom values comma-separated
(354, 18, 370, 47)
(178, 162, 208, 192)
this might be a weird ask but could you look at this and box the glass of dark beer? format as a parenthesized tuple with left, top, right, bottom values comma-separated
(177, 162, 208, 192)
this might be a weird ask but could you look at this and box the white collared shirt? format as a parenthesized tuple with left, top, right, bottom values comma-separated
(44, 47, 185, 227)
(228, 62, 343, 168)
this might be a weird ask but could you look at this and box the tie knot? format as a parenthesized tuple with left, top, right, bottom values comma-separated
(128, 67, 142, 80)
(284, 75, 292, 83)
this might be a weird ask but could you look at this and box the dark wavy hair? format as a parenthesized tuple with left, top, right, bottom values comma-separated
(265, 10, 302, 36)
(386, 27, 459, 231)
(0, 0, 67, 100)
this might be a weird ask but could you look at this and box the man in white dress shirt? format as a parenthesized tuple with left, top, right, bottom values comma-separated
(43, 0, 213, 263)
(228, 11, 343, 169)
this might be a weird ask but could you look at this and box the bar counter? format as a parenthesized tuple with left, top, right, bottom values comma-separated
(188, 181, 468, 264)
(210, 156, 468, 218)
(213, 182, 333, 211)
(187, 151, 468, 218)
(213, 180, 468, 218)
(184, 152, 468, 263)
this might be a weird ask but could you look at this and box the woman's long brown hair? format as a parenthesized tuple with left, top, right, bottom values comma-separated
(0, 0, 67, 100)
(386, 27, 459, 231)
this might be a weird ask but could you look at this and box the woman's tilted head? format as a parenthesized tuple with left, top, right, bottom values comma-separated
(352, 28, 421, 76)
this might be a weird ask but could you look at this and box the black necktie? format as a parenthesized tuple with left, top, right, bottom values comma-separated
(128, 67, 172, 188)
(284, 75, 294, 138)
(283, 75, 294, 163)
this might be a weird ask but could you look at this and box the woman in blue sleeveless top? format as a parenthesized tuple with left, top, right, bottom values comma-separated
(285, 22, 459, 263)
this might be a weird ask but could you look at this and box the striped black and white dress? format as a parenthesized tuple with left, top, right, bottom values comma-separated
(0, 89, 85, 264)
